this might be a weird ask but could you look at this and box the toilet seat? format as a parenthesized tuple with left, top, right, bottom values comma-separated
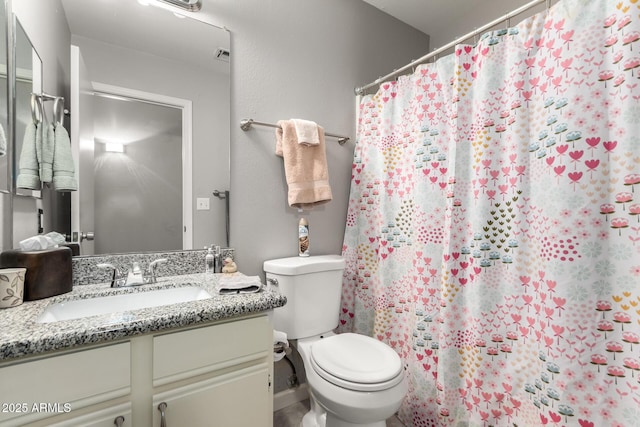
(310, 333, 404, 392)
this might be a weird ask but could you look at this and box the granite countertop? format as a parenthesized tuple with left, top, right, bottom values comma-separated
(0, 273, 286, 362)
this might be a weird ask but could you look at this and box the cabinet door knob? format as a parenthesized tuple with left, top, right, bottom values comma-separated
(158, 402, 168, 427)
(113, 415, 125, 427)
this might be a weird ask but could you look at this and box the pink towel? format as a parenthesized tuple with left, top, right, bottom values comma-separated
(275, 120, 332, 209)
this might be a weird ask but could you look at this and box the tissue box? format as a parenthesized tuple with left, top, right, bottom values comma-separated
(0, 247, 72, 301)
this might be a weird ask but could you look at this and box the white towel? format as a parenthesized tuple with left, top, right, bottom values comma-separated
(40, 123, 55, 183)
(16, 122, 41, 190)
(216, 275, 263, 294)
(291, 118, 320, 146)
(52, 123, 77, 192)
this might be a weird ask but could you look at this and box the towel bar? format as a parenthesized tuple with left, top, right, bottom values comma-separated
(240, 118, 349, 145)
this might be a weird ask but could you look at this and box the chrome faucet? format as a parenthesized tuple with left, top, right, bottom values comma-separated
(97, 259, 168, 288)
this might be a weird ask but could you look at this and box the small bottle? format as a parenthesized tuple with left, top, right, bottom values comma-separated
(298, 218, 309, 257)
(205, 246, 215, 274)
(213, 245, 222, 273)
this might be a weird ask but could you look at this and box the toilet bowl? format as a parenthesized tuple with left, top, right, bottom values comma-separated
(263, 255, 407, 427)
(297, 333, 407, 427)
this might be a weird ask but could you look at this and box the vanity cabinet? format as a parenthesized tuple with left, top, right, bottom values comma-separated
(0, 314, 273, 427)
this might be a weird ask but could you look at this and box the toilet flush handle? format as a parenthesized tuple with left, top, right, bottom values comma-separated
(266, 277, 278, 291)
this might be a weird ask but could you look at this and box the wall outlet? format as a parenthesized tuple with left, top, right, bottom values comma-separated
(196, 197, 210, 210)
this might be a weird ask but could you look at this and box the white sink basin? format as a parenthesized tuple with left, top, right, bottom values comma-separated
(36, 286, 213, 323)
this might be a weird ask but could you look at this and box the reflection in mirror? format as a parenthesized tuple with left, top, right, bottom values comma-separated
(0, 0, 7, 194)
(58, 0, 230, 255)
(91, 92, 183, 255)
(14, 19, 42, 198)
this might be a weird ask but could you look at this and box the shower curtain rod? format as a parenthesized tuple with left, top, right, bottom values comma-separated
(354, 0, 549, 95)
(240, 118, 350, 145)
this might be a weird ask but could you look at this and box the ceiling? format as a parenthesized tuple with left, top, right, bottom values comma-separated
(362, 0, 547, 49)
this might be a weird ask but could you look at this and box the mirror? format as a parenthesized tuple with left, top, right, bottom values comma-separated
(59, 0, 230, 255)
(0, 0, 7, 194)
(13, 19, 42, 198)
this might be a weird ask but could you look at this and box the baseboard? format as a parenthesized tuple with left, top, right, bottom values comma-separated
(273, 383, 309, 412)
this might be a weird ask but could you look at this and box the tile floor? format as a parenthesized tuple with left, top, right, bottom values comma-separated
(273, 399, 405, 426)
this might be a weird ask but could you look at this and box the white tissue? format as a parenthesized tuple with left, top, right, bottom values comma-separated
(273, 330, 289, 362)
(19, 232, 66, 251)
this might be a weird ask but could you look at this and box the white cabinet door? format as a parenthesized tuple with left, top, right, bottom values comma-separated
(0, 343, 131, 427)
(152, 364, 271, 427)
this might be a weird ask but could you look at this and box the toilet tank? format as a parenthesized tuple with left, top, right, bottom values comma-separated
(264, 255, 345, 339)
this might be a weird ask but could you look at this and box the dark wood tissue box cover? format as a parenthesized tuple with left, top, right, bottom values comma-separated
(0, 247, 73, 300)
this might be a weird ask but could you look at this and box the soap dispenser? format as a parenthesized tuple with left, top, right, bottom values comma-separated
(205, 246, 215, 274)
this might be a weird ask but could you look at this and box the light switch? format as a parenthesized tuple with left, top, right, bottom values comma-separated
(196, 197, 210, 210)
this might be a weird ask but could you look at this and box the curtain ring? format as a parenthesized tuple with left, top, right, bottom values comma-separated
(53, 97, 65, 127)
(30, 94, 42, 125)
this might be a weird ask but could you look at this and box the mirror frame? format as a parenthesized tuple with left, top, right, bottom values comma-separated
(0, 0, 9, 196)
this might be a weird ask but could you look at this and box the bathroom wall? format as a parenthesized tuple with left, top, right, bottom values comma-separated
(208, 0, 432, 277)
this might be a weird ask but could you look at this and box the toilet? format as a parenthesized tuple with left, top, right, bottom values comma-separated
(264, 255, 407, 427)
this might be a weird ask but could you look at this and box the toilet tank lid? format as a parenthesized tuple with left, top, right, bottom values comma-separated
(263, 255, 345, 275)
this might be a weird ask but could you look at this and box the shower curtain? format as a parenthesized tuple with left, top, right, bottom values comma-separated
(339, 0, 640, 425)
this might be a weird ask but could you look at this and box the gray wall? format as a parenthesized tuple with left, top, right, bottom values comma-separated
(210, 0, 431, 276)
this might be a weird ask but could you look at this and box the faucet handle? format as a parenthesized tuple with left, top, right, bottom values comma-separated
(97, 263, 121, 276)
(144, 258, 168, 284)
(97, 263, 125, 288)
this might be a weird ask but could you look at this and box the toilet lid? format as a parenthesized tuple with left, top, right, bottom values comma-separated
(310, 333, 403, 392)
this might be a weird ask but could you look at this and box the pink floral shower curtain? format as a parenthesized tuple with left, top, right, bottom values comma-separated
(339, 0, 640, 425)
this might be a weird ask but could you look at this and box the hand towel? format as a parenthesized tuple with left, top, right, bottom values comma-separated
(216, 275, 263, 294)
(52, 123, 78, 192)
(0, 123, 6, 156)
(16, 122, 41, 190)
(275, 120, 332, 209)
(291, 118, 320, 146)
(40, 123, 55, 183)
